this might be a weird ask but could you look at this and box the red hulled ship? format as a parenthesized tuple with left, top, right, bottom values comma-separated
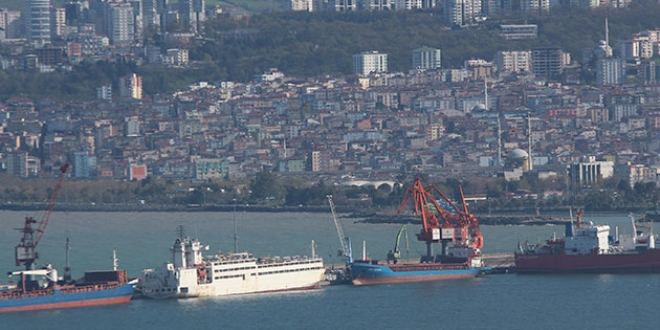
(515, 211, 660, 273)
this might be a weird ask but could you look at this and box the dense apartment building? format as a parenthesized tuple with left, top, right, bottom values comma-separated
(494, 51, 531, 75)
(353, 51, 388, 76)
(596, 58, 625, 86)
(531, 47, 564, 78)
(444, 0, 482, 27)
(119, 73, 143, 99)
(106, 2, 135, 45)
(412, 47, 441, 70)
(25, 0, 51, 47)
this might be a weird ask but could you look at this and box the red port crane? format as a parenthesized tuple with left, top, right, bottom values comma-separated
(15, 163, 69, 270)
(397, 177, 483, 262)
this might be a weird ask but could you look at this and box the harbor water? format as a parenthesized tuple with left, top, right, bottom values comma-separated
(1, 210, 659, 329)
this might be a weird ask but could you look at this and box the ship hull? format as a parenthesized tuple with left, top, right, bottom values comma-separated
(140, 262, 326, 299)
(514, 249, 660, 273)
(350, 262, 487, 286)
(0, 283, 134, 313)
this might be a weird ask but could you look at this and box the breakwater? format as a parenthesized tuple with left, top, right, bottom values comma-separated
(350, 213, 572, 226)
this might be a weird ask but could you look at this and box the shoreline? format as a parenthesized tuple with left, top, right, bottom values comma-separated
(1, 203, 651, 226)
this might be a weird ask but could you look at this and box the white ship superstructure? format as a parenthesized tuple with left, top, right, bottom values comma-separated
(138, 228, 325, 299)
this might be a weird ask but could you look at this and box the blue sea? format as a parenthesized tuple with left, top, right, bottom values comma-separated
(1, 210, 659, 329)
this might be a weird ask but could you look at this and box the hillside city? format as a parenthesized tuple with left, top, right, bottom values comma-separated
(1, 1, 660, 208)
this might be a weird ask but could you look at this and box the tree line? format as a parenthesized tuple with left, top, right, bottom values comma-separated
(1, 171, 658, 214)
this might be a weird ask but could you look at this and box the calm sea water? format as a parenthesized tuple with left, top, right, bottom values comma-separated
(1, 210, 659, 329)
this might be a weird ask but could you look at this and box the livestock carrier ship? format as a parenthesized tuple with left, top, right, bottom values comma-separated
(349, 178, 490, 285)
(515, 211, 660, 272)
(137, 226, 325, 299)
(0, 164, 134, 313)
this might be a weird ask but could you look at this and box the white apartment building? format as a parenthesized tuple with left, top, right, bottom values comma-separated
(353, 51, 388, 76)
(444, 0, 482, 27)
(596, 58, 625, 86)
(395, 0, 423, 10)
(291, 0, 314, 11)
(412, 47, 441, 70)
(331, 0, 357, 11)
(494, 50, 532, 75)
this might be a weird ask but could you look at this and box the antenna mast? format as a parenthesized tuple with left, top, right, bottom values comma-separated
(527, 113, 533, 171)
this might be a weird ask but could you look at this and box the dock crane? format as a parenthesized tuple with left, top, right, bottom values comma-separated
(397, 177, 483, 262)
(327, 195, 353, 266)
(15, 163, 69, 271)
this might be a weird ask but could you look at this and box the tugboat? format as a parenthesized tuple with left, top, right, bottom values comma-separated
(515, 211, 660, 272)
(0, 164, 134, 313)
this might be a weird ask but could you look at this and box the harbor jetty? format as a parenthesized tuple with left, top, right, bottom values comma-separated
(350, 213, 571, 226)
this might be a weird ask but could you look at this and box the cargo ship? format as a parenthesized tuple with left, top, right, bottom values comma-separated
(0, 268, 135, 313)
(0, 163, 135, 313)
(137, 226, 325, 298)
(351, 243, 488, 285)
(348, 178, 490, 286)
(515, 211, 660, 272)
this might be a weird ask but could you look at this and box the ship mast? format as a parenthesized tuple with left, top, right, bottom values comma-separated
(233, 199, 238, 253)
(64, 237, 71, 281)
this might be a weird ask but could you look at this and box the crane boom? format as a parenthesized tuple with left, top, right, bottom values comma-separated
(397, 177, 484, 260)
(387, 224, 409, 264)
(327, 195, 352, 265)
(15, 163, 69, 269)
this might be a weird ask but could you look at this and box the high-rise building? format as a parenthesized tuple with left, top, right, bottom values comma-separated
(97, 84, 112, 101)
(106, 2, 135, 45)
(25, 0, 52, 47)
(596, 58, 625, 86)
(361, 0, 394, 10)
(119, 73, 143, 99)
(412, 47, 441, 70)
(520, 0, 549, 13)
(639, 61, 660, 85)
(444, 0, 482, 27)
(353, 51, 388, 76)
(394, 0, 423, 10)
(72, 151, 90, 177)
(291, 0, 314, 11)
(50, 6, 66, 40)
(128, 0, 144, 41)
(330, 0, 357, 11)
(531, 47, 564, 78)
(142, 0, 159, 30)
(0, 8, 23, 39)
(6, 151, 28, 178)
(180, 0, 205, 32)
